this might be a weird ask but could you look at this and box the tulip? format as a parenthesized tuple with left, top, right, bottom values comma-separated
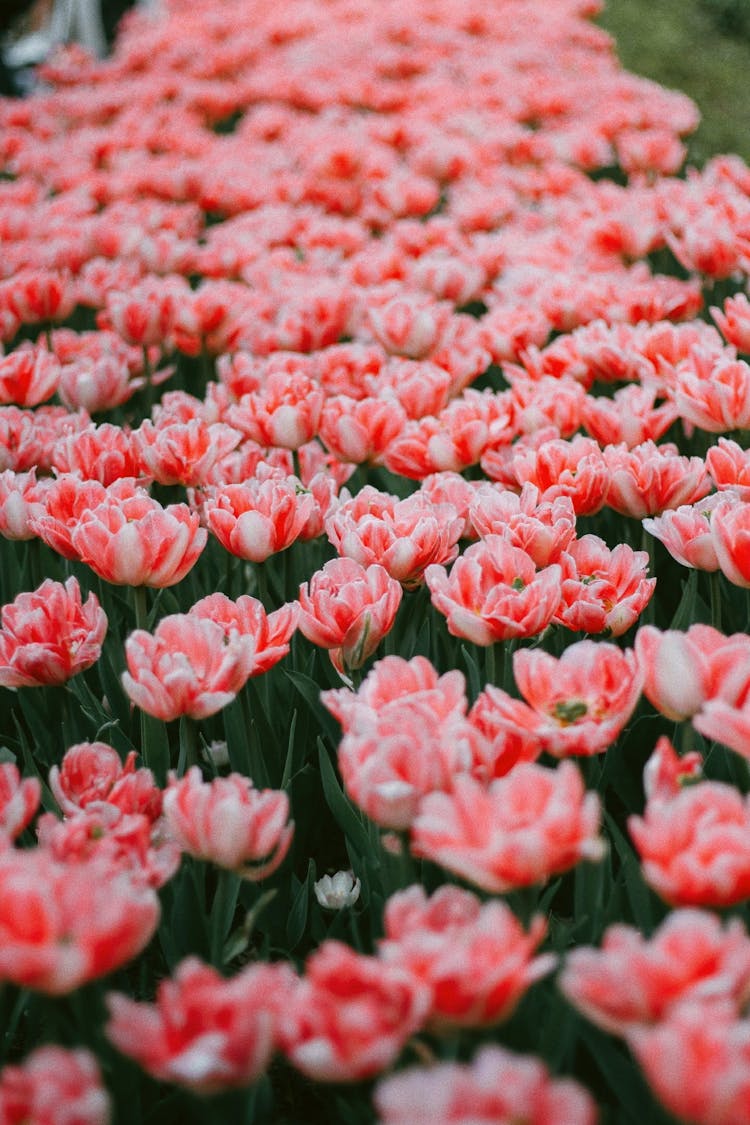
(0, 849, 159, 994)
(106, 957, 292, 1093)
(298, 557, 402, 674)
(374, 1045, 597, 1125)
(0, 1047, 110, 1125)
(71, 492, 207, 588)
(163, 766, 293, 879)
(0, 577, 106, 689)
(122, 614, 256, 722)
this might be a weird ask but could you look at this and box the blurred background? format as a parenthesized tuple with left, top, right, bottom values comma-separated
(600, 0, 750, 164)
(0, 0, 748, 166)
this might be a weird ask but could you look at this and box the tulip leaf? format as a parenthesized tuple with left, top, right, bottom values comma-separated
(286, 860, 315, 949)
(317, 738, 372, 857)
(668, 566, 699, 630)
(285, 670, 341, 746)
(605, 812, 661, 933)
(578, 1023, 673, 1123)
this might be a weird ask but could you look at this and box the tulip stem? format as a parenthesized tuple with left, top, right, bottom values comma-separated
(292, 448, 302, 480)
(502, 638, 517, 692)
(485, 641, 496, 687)
(132, 585, 149, 765)
(255, 561, 270, 608)
(200, 342, 213, 385)
(640, 525, 656, 626)
(142, 345, 155, 417)
(3, 989, 28, 1054)
(177, 715, 200, 777)
(132, 584, 149, 632)
(210, 868, 241, 966)
(348, 906, 363, 952)
(710, 571, 723, 632)
(130, 585, 169, 780)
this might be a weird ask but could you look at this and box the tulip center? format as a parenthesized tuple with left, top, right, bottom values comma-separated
(552, 699, 588, 725)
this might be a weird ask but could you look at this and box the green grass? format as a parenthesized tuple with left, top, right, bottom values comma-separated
(598, 0, 750, 165)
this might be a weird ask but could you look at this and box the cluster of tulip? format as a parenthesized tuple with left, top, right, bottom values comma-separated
(2, 0, 750, 1120)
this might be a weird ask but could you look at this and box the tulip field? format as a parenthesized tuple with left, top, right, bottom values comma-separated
(3, 0, 750, 1121)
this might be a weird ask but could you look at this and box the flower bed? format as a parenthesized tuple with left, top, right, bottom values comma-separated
(1, 0, 750, 1121)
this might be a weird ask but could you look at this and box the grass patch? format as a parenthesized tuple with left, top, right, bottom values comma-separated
(599, 0, 750, 164)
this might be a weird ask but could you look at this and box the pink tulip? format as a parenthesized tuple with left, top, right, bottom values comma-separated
(673, 357, 750, 433)
(555, 535, 655, 636)
(49, 742, 161, 820)
(107, 957, 292, 1093)
(0, 577, 106, 689)
(71, 491, 207, 588)
(163, 766, 293, 879)
(227, 369, 323, 450)
(338, 703, 483, 830)
(0, 345, 61, 407)
(374, 1045, 597, 1125)
(51, 424, 144, 486)
(468, 482, 576, 567)
(643, 496, 724, 572)
(279, 941, 430, 1082)
(6, 268, 75, 325)
(319, 393, 406, 464)
(560, 909, 750, 1037)
(298, 557, 402, 674)
(367, 294, 450, 358)
(712, 292, 750, 353)
(627, 1001, 750, 1125)
(506, 435, 609, 516)
(630, 776, 750, 908)
(58, 353, 145, 414)
(0, 1047, 110, 1125)
(603, 441, 711, 518)
(426, 537, 561, 646)
(134, 418, 241, 487)
(379, 885, 555, 1028)
(189, 592, 298, 676)
(485, 640, 643, 758)
(707, 437, 750, 500)
(201, 474, 315, 563)
(0, 762, 40, 841)
(635, 624, 750, 722)
(412, 764, 604, 894)
(326, 486, 463, 588)
(711, 496, 750, 588)
(0, 469, 46, 541)
(122, 614, 256, 722)
(0, 849, 159, 994)
(581, 384, 677, 448)
(103, 279, 181, 349)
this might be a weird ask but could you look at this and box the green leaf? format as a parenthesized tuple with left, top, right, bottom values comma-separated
(286, 860, 315, 949)
(96, 642, 133, 735)
(461, 645, 481, 701)
(210, 870, 242, 967)
(280, 709, 298, 790)
(669, 567, 699, 630)
(11, 711, 57, 812)
(223, 889, 278, 963)
(66, 676, 134, 757)
(285, 670, 341, 746)
(139, 712, 171, 785)
(605, 812, 659, 933)
(579, 1023, 672, 1124)
(317, 738, 372, 857)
